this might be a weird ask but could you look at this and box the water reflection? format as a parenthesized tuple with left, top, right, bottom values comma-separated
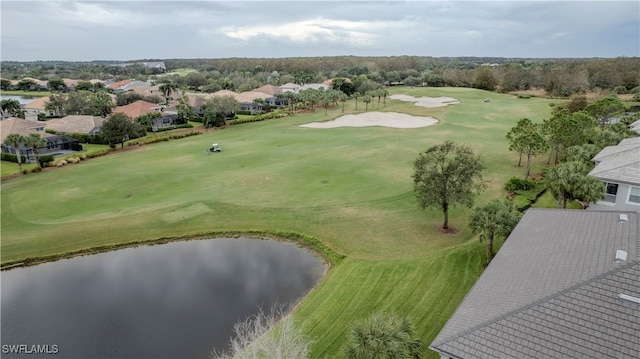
(1, 238, 326, 359)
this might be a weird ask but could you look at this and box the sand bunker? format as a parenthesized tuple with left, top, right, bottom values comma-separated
(389, 94, 460, 108)
(300, 112, 438, 129)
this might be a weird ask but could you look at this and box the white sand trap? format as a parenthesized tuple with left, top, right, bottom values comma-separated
(300, 112, 438, 129)
(389, 94, 460, 108)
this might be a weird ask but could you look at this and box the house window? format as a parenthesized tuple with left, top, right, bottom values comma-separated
(604, 182, 618, 203)
(628, 187, 640, 205)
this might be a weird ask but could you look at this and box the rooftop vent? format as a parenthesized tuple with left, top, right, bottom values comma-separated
(618, 293, 640, 304)
(619, 214, 628, 223)
(615, 250, 628, 262)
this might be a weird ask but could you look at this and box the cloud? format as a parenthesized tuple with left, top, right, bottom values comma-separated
(223, 18, 411, 47)
(0, 0, 637, 61)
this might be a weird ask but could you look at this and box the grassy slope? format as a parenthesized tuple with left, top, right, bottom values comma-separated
(0, 87, 559, 358)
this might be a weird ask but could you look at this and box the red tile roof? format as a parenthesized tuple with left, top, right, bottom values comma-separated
(113, 100, 161, 118)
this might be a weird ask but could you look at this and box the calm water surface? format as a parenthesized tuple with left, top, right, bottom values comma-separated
(1, 238, 326, 359)
(0, 95, 39, 105)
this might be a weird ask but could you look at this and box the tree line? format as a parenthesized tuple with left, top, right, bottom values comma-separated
(2, 56, 639, 98)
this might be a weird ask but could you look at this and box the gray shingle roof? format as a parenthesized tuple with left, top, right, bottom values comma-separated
(592, 142, 640, 163)
(430, 209, 639, 359)
(589, 148, 640, 185)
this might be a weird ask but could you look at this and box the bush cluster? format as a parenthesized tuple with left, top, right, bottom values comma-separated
(146, 123, 194, 133)
(38, 155, 54, 167)
(229, 111, 289, 125)
(1, 153, 26, 163)
(505, 177, 536, 193)
(126, 131, 201, 146)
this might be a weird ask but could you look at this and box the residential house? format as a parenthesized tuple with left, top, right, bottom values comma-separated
(106, 79, 133, 92)
(113, 100, 163, 119)
(278, 82, 301, 93)
(187, 95, 207, 116)
(14, 77, 48, 90)
(207, 90, 238, 99)
(113, 100, 177, 132)
(430, 209, 639, 359)
(588, 137, 640, 212)
(23, 96, 54, 120)
(207, 90, 274, 113)
(62, 78, 80, 89)
(253, 84, 280, 97)
(298, 83, 329, 91)
(235, 91, 273, 113)
(45, 115, 105, 135)
(1, 117, 82, 161)
(141, 62, 166, 71)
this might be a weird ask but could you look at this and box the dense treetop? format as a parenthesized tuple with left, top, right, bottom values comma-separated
(1, 56, 638, 98)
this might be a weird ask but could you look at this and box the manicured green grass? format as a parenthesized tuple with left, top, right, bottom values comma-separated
(0, 87, 559, 358)
(0, 90, 51, 97)
(0, 161, 38, 177)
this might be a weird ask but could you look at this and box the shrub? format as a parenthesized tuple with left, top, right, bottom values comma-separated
(505, 177, 536, 193)
(517, 94, 531, 99)
(1, 153, 26, 163)
(38, 155, 54, 167)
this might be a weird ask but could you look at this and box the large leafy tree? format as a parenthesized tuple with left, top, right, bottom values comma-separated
(0, 79, 11, 90)
(47, 79, 67, 92)
(505, 118, 549, 179)
(344, 313, 422, 359)
(545, 161, 605, 209)
(101, 113, 146, 148)
(64, 90, 93, 115)
(91, 90, 115, 117)
(585, 96, 626, 127)
(3, 133, 25, 174)
(23, 133, 47, 169)
(45, 93, 66, 117)
(176, 95, 194, 124)
(543, 109, 598, 164)
(412, 141, 485, 230)
(202, 95, 239, 128)
(469, 199, 521, 265)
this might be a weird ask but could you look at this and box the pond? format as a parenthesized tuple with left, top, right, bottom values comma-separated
(0, 95, 39, 105)
(1, 238, 326, 359)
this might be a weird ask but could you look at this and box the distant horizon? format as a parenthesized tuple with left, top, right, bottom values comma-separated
(1, 1, 638, 62)
(1, 54, 636, 64)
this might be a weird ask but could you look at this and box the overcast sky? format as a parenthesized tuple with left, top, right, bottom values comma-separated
(1, 1, 638, 61)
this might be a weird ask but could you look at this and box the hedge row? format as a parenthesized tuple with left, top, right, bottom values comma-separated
(229, 111, 290, 125)
(1, 153, 27, 163)
(126, 131, 201, 146)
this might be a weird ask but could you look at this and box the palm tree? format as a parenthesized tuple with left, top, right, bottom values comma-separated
(352, 92, 361, 110)
(4, 133, 26, 174)
(339, 92, 349, 112)
(381, 89, 389, 106)
(469, 199, 521, 266)
(24, 133, 47, 169)
(1, 99, 22, 118)
(362, 94, 372, 111)
(344, 313, 422, 359)
(158, 82, 179, 105)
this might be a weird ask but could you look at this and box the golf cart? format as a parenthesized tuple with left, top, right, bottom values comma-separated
(208, 143, 222, 153)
